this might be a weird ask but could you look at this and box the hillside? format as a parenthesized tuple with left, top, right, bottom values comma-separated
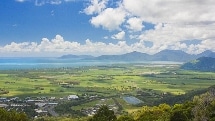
(60, 50, 215, 62)
(181, 57, 215, 72)
(95, 51, 150, 61)
(152, 49, 195, 61)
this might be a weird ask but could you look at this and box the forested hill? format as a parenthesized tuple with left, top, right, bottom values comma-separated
(181, 57, 215, 72)
(60, 49, 215, 62)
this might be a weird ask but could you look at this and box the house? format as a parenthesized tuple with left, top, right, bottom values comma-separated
(67, 95, 79, 100)
(0, 104, 8, 108)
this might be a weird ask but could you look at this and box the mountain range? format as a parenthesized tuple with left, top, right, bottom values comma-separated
(60, 49, 215, 62)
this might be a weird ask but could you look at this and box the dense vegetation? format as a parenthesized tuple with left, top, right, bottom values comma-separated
(0, 108, 28, 121)
(181, 57, 215, 72)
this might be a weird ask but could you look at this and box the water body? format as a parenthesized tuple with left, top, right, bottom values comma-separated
(0, 57, 182, 70)
(123, 96, 143, 105)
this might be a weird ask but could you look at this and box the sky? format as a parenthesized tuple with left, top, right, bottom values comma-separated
(0, 0, 215, 57)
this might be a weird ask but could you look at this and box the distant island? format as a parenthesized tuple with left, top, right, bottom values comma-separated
(60, 49, 215, 62)
(181, 57, 215, 72)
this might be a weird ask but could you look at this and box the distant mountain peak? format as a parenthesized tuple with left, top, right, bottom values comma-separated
(198, 50, 215, 58)
(59, 49, 215, 62)
(124, 51, 145, 55)
(157, 49, 188, 54)
(199, 50, 213, 55)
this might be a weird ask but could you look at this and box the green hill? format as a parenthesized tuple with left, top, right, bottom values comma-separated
(181, 57, 215, 72)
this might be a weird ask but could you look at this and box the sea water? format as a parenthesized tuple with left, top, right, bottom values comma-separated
(0, 57, 134, 70)
(0, 57, 182, 70)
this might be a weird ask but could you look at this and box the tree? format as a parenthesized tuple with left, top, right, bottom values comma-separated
(88, 105, 117, 121)
(134, 104, 171, 121)
(170, 102, 194, 121)
(117, 115, 134, 121)
(192, 90, 215, 121)
(170, 110, 189, 121)
(0, 108, 28, 121)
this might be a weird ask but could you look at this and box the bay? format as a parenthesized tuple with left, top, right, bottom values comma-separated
(0, 57, 182, 70)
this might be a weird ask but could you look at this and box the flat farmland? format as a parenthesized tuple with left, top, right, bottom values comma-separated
(0, 63, 215, 107)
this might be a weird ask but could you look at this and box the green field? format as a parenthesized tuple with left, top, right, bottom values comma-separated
(1, 63, 215, 114)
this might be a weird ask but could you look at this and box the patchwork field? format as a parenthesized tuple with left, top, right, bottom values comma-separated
(1, 63, 215, 113)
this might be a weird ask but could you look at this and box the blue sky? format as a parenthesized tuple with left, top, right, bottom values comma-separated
(0, 0, 106, 44)
(0, 0, 215, 57)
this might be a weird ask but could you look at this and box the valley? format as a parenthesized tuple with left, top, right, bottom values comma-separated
(1, 63, 215, 118)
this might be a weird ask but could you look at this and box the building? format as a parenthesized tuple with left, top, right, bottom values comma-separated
(67, 95, 79, 100)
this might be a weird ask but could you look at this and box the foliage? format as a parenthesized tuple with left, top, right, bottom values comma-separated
(133, 103, 171, 121)
(34, 116, 88, 121)
(117, 115, 134, 121)
(170, 102, 194, 121)
(0, 108, 28, 121)
(88, 105, 117, 121)
(192, 89, 215, 121)
(154, 87, 208, 105)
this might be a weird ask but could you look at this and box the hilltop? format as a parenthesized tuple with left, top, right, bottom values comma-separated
(181, 57, 215, 72)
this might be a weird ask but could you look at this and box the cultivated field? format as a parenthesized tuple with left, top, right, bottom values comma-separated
(1, 63, 215, 113)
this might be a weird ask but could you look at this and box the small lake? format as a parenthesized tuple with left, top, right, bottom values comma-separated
(123, 96, 143, 105)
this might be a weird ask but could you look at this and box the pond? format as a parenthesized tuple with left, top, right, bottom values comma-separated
(123, 96, 143, 105)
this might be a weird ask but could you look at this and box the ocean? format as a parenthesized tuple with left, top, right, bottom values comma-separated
(0, 57, 182, 70)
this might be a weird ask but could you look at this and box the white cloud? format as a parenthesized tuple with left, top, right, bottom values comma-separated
(122, 0, 215, 24)
(7, 1, 215, 56)
(16, 0, 76, 6)
(126, 17, 144, 32)
(103, 36, 108, 39)
(51, 10, 55, 16)
(0, 35, 129, 56)
(83, 0, 108, 15)
(90, 7, 127, 30)
(15, 0, 28, 2)
(138, 23, 215, 54)
(64, 0, 76, 2)
(83, 0, 215, 54)
(0, 34, 215, 57)
(50, 0, 62, 5)
(0, 35, 148, 56)
(111, 31, 125, 40)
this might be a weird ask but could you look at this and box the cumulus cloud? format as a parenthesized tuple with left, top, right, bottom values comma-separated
(90, 7, 126, 30)
(11, 0, 215, 55)
(83, 0, 108, 15)
(1, 34, 215, 57)
(111, 31, 125, 40)
(122, 0, 215, 24)
(126, 17, 144, 32)
(0, 35, 130, 57)
(83, 0, 215, 54)
(139, 24, 215, 54)
(103, 36, 108, 39)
